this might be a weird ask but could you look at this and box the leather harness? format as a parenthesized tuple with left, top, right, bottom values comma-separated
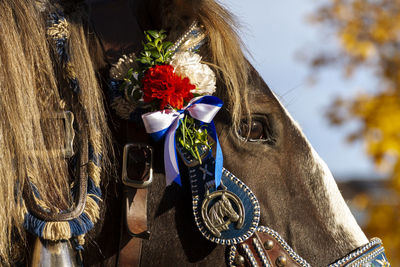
(116, 142, 389, 267)
(116, 148, 313, 267)
(118, 144, 151, 267)
(115, 118, 152, 267)
(114, 121, 309, 267)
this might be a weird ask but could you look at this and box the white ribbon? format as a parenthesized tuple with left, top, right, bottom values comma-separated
(141, 96, 223, 186)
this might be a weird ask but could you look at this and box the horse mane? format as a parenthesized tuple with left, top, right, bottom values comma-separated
(0, 0, 111, 264)
(157, 0, 251, 129)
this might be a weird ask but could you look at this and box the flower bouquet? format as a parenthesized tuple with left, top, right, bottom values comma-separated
(116, 29, 223, 186)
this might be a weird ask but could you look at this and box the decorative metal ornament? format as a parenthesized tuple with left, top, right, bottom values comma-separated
(327, 237, 390, 267)
(276, 256, 287, 266)
(201, 189, 245, 237)
(176, 142, 260, 245)
(58, 111, 75, 158)
(168, 21, 206, 53)
(228, 227, 390, 267)
(228, 226, 311, 267)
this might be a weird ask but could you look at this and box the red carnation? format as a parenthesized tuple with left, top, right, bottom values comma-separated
(142, 64, 195, 110)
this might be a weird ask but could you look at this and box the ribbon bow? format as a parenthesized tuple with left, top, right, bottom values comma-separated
(142, 96, 223, 187)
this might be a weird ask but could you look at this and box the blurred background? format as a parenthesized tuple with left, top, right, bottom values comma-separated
(219, 0, 399, 263)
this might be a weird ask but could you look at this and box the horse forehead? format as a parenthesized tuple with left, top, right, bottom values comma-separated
(246, 89, 287, 117)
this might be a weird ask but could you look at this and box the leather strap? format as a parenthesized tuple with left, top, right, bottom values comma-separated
(234, 232, 305, 267)
(125, 188, 149, 237)
(117, 128, 153, 267)
(118, 186, 149, 267)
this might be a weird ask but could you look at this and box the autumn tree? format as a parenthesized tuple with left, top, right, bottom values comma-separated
(309, 0, 400, 264)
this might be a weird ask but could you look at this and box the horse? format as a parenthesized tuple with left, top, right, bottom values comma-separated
(83, 0, 374, 266)
(0, 0, 385, 266)
(206, 192, 241, 235)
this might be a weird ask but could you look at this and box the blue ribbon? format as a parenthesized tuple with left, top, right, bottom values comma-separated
(142, 96, 223, 187)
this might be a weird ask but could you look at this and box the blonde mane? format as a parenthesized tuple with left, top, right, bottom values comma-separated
(0, 0, 111, 264)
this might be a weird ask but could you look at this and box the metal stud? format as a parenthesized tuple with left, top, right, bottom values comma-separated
(234, 254, 245, 265)
(276, 255, 287, 266)
(263, 239, 274, 250)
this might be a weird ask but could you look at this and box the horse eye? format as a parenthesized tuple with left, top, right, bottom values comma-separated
(238, 115, 276, 145)
(244, 121, 264, 139)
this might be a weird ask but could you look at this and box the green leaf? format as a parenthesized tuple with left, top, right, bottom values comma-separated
(145, 34, 152, 42)
(139, 58, 149, 64)
(127, 68, 133, 76)
(160, 32, 167, 40)
(147, 30, 159, 39)
(176, 116, 212, 162)
(150, 50, 161, 58)
(163, 42, 173, 51)
(164, 51, 173, 61)
(147, 43, 156, 49)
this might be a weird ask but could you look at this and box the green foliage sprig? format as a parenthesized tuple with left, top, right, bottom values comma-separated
(120, 68, 142, 103)
(138, 30, 174, 68)
(177, 116, 213, 164)
(120, 30, 174, 103)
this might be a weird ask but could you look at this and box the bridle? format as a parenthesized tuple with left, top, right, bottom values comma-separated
(119, 137, 389, 267)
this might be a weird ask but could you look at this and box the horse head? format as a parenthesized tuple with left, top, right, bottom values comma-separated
(63, 0, 385, 266)
(215, 69, 368, 265)
(219, 193, 240, 223)
(1, 0, 385, 266)
(207, 192, 240, 234)
(86, 0, 373, 265)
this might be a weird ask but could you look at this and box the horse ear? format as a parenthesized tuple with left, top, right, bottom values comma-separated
(221, 193, 227, 201)
(174, 0, 195, 13)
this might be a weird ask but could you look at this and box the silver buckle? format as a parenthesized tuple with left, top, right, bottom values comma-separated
(122, 143, 153, 189)
(36, 111, 75, 158)
(58, 111, 75, 158)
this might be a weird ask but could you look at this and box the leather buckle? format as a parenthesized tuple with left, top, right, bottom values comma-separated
(122, 143, 153, 189)
(40, 111, 75, 158)
(59, 111, 75, 158)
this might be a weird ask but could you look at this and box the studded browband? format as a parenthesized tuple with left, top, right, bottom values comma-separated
(228, 229, 389, 267)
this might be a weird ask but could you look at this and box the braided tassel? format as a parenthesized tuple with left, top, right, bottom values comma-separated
(47, 12, 80, 94)
(23, 143, 102, 241)
(22, 8, 103, 247)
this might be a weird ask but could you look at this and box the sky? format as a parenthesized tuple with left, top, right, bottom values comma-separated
(219, 0, 381, 180)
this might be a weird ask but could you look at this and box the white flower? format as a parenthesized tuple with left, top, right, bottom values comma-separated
(170, 51, 216, 95)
